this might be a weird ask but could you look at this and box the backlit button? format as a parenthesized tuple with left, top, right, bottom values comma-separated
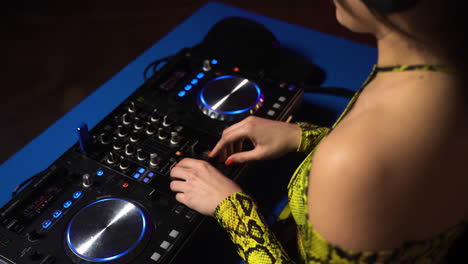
(278, 96, 286, 102)
(143, 177, 150, 183)
(138, 167, 146, 174)
(150, 252, 161, 262)
(272, 103, 281, 109)
(169, 230, 180, 238)
(147, 172, 155, 178)
(73, 191, 82, 199)
(42, 220, 52, 229)
(53, 210, 62, 218)
(267, 110, 276, 117)
(160, 241, 171, 250)
(133, 173, 141, 179)
(63, 201, 72, 209)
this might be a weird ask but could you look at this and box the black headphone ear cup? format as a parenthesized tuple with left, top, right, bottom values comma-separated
(362, 0, 418, 13)
(198, 17, 278, 71)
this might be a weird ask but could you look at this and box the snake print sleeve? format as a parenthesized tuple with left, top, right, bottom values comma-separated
(214, 192, 294, 264)
(296, 123, 330, 153)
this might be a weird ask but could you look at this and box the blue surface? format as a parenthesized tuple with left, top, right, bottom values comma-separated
(0, 2, 376, 207)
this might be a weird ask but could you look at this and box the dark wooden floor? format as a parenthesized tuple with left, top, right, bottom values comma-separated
(2, 1, 375, 164)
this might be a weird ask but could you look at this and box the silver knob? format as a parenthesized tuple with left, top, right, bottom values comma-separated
(170, 131, 180, 145)
(202, 60, 212, 71)
(149, 153, 160, 168)
(82, 173, 93, 188)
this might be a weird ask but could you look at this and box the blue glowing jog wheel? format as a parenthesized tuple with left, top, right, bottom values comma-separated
(198, 75, 264, 121)
(66, 198, 151, 263)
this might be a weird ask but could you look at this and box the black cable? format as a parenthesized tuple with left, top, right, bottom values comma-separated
(143, 55, 173, 80)
(12, 169, 47, 197)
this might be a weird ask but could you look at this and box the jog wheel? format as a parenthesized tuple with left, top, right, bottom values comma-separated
(198, 75, 263, 121)
(65, 198, 152, 263)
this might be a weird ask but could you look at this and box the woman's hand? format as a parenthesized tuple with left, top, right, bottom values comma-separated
(169, 158, 242, 216)
(209, 116, 301, 165)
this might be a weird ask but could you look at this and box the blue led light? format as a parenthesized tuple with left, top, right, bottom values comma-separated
(147, 172, 155, 178)
(133, 173, 141, 179)
(143, 177, 150, 183)
(96, 170, 104, 176)
(184, 84, 192, 91)
(53, 210, 62, 218)
(190, 79, 199, 85)
(199, 75, 262, 115)
(42, 220, 52, 229)
(63, 200, 73, 209)
(196, 73, 205, 79)
(211, 59, 218, 65)
(177, 91, 186, 97)
(138, 168, 146, 174)
(66, 198, 148, 262)
(73, 191, 82, 199)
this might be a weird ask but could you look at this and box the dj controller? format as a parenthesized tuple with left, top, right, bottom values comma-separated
(0, 20, 308, 263)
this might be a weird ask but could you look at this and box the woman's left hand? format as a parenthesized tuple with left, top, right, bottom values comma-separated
(169, 158, 242, 216)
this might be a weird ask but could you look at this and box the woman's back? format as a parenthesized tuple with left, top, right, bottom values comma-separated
(309, 68, 468, 251)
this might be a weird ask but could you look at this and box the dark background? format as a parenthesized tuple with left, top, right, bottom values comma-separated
(2, 0, 374, 164)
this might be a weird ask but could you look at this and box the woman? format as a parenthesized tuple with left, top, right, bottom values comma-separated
(170, 0, 468, 263)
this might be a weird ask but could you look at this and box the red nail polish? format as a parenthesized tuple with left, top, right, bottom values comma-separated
(225, 158, 234, 166)
(207, 151, 213, 157)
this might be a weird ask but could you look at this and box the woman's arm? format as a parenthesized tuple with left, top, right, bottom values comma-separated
(215, 192, 294, 264)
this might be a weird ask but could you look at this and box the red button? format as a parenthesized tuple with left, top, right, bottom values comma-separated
(122, 182, 129, 188)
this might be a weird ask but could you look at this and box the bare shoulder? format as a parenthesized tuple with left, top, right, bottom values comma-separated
(308, 92, 468, 251)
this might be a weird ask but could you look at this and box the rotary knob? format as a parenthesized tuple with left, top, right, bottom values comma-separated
(117, 126, 129, 137)
(125, 144, 135, 156)
(119, 159, 130, 170)
(99, 133, 111, 145)
(158, 128, 168, 140)
(146, 125, 156, 135)
(136, 149, 147, 161)
(122, 113, 133, 125)
(127, 101, 137, 113)
(149, 153, 161, 168)
(197, 76, 263, 121)
(106, 152, 117, 164)
(129, 132, 140, 143)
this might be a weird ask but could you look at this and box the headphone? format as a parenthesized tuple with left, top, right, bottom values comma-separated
(362, 0, 418, 13)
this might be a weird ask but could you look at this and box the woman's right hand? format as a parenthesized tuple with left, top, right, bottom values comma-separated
(209, 116, 301, 165)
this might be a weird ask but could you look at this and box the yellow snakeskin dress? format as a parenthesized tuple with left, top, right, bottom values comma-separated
(213, 65, 467, 264)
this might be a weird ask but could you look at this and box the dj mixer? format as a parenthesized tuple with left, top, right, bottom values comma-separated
(0, 18, 310, 263)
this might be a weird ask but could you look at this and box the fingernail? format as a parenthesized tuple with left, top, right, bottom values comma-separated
(225, 158, 234, 166)
(207, 151, 213, 157)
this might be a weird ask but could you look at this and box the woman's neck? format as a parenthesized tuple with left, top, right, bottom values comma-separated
(375, 32, 452, 68)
